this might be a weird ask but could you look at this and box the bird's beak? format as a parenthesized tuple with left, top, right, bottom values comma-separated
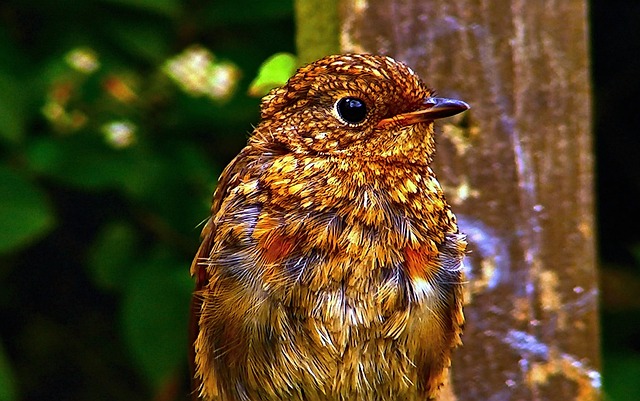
(377, 97, 469, 129)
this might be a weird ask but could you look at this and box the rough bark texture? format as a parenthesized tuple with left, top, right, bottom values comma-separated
(339, 1, 600, 400)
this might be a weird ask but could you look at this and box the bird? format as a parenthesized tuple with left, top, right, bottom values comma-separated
(190, 53, 468, 401)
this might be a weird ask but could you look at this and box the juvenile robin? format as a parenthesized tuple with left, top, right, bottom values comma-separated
(190, 54, 468, 401)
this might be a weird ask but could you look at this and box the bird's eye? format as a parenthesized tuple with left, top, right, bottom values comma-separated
(335, 97, 367, 125)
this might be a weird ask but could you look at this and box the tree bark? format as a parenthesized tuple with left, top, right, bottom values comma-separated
(339, 1, 600, 400)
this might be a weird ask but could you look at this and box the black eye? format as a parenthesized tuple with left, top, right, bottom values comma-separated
(336, 97, 367, 125)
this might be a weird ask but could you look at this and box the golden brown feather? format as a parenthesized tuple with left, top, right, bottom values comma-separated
(190, 54, 468, 401)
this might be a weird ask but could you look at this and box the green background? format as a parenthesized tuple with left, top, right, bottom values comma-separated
(0, 1, 637, 400)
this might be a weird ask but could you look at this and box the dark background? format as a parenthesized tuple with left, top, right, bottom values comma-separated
(0, 1, 637, 400)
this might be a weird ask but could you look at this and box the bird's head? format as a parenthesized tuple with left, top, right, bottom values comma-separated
(255, 54, 468, 161)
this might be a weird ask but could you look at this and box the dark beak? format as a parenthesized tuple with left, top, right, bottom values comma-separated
(377, 97, 470, 128)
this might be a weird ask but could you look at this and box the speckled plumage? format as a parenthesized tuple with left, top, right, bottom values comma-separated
(190, 54, 468, 401)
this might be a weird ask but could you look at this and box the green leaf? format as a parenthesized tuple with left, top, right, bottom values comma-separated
(0, 166, 55, 254)
(121, 248, 193, 387)
(119, 141, 215, 235)
(106, 21, 170, 62)
(98, 0, 180, 17)
(26, 135, 135, 190)
(0, 71, 27, 143)
(203, 1, 293, 25)
(604, 352, 640, 401)
(89, 222, 138, 291)
(248, 53, 297, 97)
(0, 342, 17, 401)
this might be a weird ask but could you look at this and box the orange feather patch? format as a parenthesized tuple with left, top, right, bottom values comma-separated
(403, 243, 439, 281)
(260, 233, 295, 263)
(258, 232, 298, 285)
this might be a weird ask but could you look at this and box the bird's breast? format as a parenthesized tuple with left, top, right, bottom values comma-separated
(212, 152, 463, 333)
(201, 152, 465, 400)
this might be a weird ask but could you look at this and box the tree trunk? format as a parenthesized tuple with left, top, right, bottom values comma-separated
(336, 1, 600, 400)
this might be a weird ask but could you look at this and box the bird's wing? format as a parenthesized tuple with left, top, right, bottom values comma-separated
(189, 147, 253, 400)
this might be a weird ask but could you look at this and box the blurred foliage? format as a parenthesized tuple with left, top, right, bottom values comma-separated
(0, 0, 638, 400)
(592, 1, 640, 400)
(0, 0, 295, 400)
